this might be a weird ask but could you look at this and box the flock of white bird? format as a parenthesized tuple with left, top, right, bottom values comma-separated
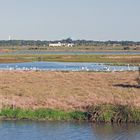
(0, 64, 138, 72)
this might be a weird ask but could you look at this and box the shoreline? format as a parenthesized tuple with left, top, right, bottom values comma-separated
(0, 105, 139, 123)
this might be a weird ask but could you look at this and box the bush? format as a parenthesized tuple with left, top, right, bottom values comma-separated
(123, 46, 130, 50)
(137, 67, 140, 85)
(87, 104, 140, 123)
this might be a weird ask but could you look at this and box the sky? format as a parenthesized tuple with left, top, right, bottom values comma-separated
(0, 0, 140, 41)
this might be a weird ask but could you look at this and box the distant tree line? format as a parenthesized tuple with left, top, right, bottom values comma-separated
(0, 38, 140, 47)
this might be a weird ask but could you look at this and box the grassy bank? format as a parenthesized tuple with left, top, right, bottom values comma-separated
(0, 105, 140, 123)
(0, 54, 140, 64)
(0, 71, 139, 123)
(0, 108, 86, 121)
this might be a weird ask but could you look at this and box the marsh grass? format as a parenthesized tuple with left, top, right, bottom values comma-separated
(0, 105, 139, 123)
(0, 71, 139, 109)
(136, 67, 140, 85)
(0, 71, 139, 123)
(0, 54, 140, 64)
(87, 104, 140, 123)
(0, 108, 87, 121)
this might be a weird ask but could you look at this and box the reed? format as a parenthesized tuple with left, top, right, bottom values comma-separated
(137, 67, 140, 85)
(0, 105, 139, 123)
(87, 104, 140, 123)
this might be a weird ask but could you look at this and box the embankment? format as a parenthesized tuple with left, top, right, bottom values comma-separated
(0, 71, 139, 122)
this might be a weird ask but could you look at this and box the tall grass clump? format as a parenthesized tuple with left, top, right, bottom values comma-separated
(87, 104, 140, 123)
(136, 67, 140, 85)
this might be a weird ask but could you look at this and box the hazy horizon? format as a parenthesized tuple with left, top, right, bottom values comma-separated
(0, 39, 140, 42)
(0, 0, 139, 41)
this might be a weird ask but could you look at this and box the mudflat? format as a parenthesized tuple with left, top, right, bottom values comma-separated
(0, 71, 139, 110)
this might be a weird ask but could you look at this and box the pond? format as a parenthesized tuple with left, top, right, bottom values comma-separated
(0, 62, 138, 71)
(0, 121, 139, 140)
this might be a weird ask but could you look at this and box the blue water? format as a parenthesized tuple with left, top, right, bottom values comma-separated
(0, 121, 139, 140)
(0, 62, 138, 71)
(1, 50, 140, 55)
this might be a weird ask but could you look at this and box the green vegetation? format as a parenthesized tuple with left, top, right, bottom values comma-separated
(1, 45, 140, 52)
(0, 108, 86, 121)
(137, 67, 140, 85)
(0, 38, 140, 51)
(0, 54, 140, 65)
(0, 105, 140, 123)
(87, 104, 140, 123)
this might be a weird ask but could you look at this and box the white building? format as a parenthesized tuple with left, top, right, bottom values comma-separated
(49, 42, 63, 47)
(67, 43, 74, 47)
(49, 42, 74, 47)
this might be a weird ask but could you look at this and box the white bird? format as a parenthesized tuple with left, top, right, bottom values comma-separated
(127, 64, 130, 71)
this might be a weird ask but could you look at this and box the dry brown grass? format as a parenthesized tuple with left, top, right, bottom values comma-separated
(0, 71, 139, 111)
(104, 55, 140, 63)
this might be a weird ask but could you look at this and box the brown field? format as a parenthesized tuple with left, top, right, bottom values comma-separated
(0, 71, 139, 111)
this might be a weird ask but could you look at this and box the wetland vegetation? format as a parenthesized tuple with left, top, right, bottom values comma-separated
(0, 105, 140, 123)
(0, 71, 139, 122)
(0, 43, 140, 123)
(0, 54, 140, 66)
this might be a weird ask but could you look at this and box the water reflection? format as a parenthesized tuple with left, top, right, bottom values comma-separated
(92, 123, 140, 140)
(0, 121, 94, 140)
(0, 121, 139, 140)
